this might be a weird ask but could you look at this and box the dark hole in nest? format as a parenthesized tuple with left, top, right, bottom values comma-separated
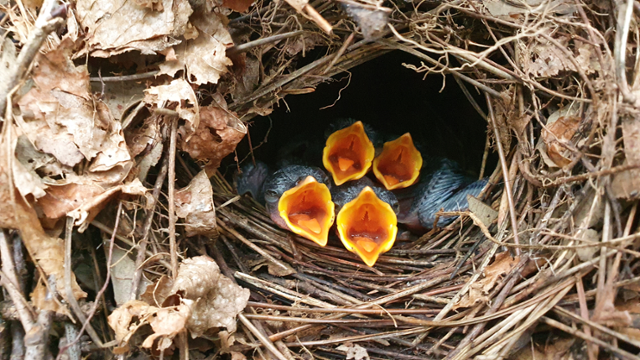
(225, 50, 499, 177)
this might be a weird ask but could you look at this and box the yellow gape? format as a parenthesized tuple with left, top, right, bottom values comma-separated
(336, 187, 398, 266)
(323, 121, 375, 185)
(278, 176, 335, 246)
(373, 133, 423, 190)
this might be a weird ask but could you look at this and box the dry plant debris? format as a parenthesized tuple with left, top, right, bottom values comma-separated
(109, 256, 249, 353)
(0, 0, 639, 359)
(175, 170, 218, 237)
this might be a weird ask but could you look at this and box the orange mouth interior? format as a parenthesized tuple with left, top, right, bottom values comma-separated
(323, 121, 375, 186)
(373, 133, 423, 190)
(336, 187, 398, 267)
(279, 176, 335, 246)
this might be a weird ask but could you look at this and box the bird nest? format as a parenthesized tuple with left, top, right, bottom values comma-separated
(1, 0, 639, 359)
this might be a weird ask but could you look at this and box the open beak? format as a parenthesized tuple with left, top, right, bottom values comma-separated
(373, 133, 423, 190)
(323, 121, 375, 186)
(336, 186, 398, 267)
(278, 176, 335, 246)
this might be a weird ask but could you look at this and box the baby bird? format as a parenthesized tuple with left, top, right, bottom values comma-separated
(322, 119, 377, 185)
(237, 161, 335, 246)
(235, 161, 271, 204)
(332, 178, 399, 267)
(372, 133, 423, 190)
(397, 157, 487, 232)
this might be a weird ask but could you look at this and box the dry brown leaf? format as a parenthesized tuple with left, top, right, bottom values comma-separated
(17, 39, 90, 167)
(108, 256, 249, 352)
(509, 114, 531, 139)
(110, 302, 187, 353)
(219, 330, 240, 354)
(14, 134, 59, 187)
(484, 0, 576, 17)
(17, 39, 133, 183)
(523, 38, 576, 78)
(66, 8, 81, 42)
(108, 300, 153, 353)
(124, 112, 164, 183)
(38, 182, 105, 220)
(268, 260, 296, 277)
(491, 90, 513, 152)
(90, 80, 146, 121)
(29, 229, 87, 300)
(537, 106, 581, 168)
(511, 337, 575, 360)
(453, 252, 519, 309)
(611, 169, 640, 199)
(0, 38, 16, 88)
(283, 32, 325, 57)
(493, 87, 525, 144)
(175, 170, 218, 237)
(20, 0, 43, 12)
(110, 248, 152, 307)
(230, 352, 248, 360)
(2, 201, 85, 315)
(619, 289, 640, 310)
(142, 304, 191, 350)
(88, 104, 133, 183)
(619, 328, 640, 343)
(542, 116, 581, 167)
(179, 98, 246, 170)
(229, 54, 260, 101)
(468, 195, 497, 228)
(0, 133, 87, 314)
(30, 279, 70, 316)
(12, 147, 48, 200)
(145, 78, 200, 134)
(593, 299, 632, 327)
(133, 0, 164, 11)
(614, 301, 640, 341)
(158, 11, 233, 85)
(572, 188, 604, 229)
(38, 179, 146, 231)
(67, 179, 147, 231)
(574, 41, 601, 75)
(125, 113, 164, 159)
(483, 252, 519, 287)
(343, 3, 390, 41)
(222, 0, 254, 12)
(612, 113, 640, 199)
(137, 142, 164, 183)
(172, 256, 250, 336)
(337, 343, 370, 360)
(574, 229, 599, 261)
(140, 275, 174, 307)
(75, 0, 192, 56)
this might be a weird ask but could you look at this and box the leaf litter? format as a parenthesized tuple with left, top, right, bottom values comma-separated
(109, 256, 249, 352)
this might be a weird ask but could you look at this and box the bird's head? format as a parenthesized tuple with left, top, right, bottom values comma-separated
(278, 176, 335, 246)
(336, 186, 398, 266)
(373, 133, 423, 190)
(323, 121, 375, 185)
